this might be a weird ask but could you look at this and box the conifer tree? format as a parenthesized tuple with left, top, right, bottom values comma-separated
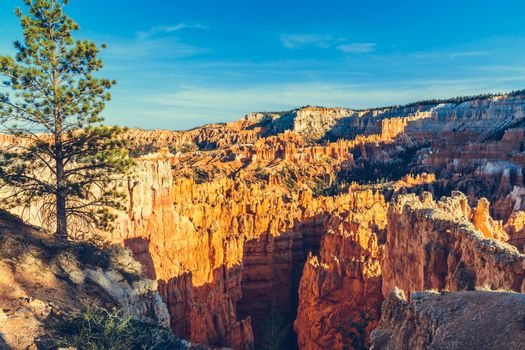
(0, 0, 132, 240)
(261, 302, 287, 350)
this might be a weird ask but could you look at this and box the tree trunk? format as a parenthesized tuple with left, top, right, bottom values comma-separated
(51, 34, 68, 241)
(55, 131, 68, 240)
(56, 183, 68, 240)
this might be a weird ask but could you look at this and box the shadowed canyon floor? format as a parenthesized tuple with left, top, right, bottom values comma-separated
(4, 93, 525, 349)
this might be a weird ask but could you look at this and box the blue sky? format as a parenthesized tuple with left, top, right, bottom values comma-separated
(1, 0, 525, 130)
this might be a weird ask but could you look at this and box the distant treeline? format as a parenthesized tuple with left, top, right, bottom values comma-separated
(256, 89, 525, 116)
(370, 89, 525, 111)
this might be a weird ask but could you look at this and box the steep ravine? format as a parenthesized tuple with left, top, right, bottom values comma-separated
(110, 153, 348, 349)
(237, 214, 328, 349)
(111, 152, 397, 349)
(113, 153, 520, 350)
(294, 190, 388, 350)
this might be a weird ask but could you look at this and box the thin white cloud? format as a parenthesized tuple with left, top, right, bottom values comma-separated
(476, 65, 525, 74)
(280, 34, 341, 49)
(281, 34, 376, 54)
(337, 43, 376, 53)
(136, 23, 207, 39)
(449, 51, 487, 59)
(413, 50, 488, 60)
(101, 36, 208, 60)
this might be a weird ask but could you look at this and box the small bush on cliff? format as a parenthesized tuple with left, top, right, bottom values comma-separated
(341, 311, 375, 350)
(261, 303, 288, 350)
(194, 168, 211, 184)
(311, 173, 349, 197)
(48, 307, 186, 350)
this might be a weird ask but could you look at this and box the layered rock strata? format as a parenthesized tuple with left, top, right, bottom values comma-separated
(383, 192, 525, 296)
(294, 190, 387, 350)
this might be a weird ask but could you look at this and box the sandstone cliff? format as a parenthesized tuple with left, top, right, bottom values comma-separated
(383, 192, 525, 297)
(110, 151, 387, 349)
(294, 190, 387, 350)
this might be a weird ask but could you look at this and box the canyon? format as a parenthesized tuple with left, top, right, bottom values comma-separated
(118, 92, 525, 349)
(3, 92, 525, 349)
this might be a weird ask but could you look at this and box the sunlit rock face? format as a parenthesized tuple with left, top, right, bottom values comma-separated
(111, 154, 388, 349)
(294, 190, 387, 350)
(383, 192, 525, 297)
(5, 93, 525, 349)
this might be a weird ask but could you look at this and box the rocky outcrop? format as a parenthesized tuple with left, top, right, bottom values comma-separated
(0, 216, 171, 349)
(383, 192, 525, 296)
(371, 288, 525, 350)
(505, 210, 525, 251)
(292, 107, 354, 140)
(471, 197, 508, 241)
(294, 190, 387, 350)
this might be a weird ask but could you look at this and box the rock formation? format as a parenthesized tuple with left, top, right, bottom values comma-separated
(383, 192, 525, 296)
(294, 190, 387, 350)
(371, 288, 525, 350)
(0, 214, 172, 349)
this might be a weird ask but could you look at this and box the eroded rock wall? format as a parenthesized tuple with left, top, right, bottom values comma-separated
(382, 192, 525, 297)
(110, 150, 374, 349)
(111, 155, 254, 349)
(294, 190, 387, 350)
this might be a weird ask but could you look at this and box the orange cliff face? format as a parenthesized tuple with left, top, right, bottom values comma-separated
(111, 154, 254, 349)
(382, 192, 525, 297)
(294, 190, 387, 350)
(108, 148, 350, 349)
(110, 148, 388, 349)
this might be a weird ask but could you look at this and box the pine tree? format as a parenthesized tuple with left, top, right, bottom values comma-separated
(0, 0, 132, 240)
(261, 302, 288, 350)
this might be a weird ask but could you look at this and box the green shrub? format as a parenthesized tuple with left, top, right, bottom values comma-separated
(47, 307, 185, 350)
(194, 169, 211, 184)
(342, 311, 375, 350)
